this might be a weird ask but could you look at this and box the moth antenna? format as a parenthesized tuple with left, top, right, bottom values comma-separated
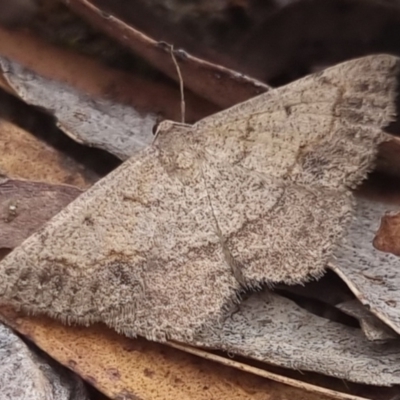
(168, 44, 186, 124)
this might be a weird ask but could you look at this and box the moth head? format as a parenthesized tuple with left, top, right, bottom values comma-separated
(154, 119, 176, 137)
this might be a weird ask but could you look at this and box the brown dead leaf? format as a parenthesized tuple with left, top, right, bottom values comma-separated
(0, 307, 334, 400)
(167, 343, 377, 400)
(0, 119, 95, 188)
(75, 0, 400, 87)
(61, 0, 269, 108)
(0, 178, 81, 249)
(0, 25, 216, 124)
(373, 211, 400, 256)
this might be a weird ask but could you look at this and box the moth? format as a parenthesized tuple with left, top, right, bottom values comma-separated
(0, 54, 398, 344)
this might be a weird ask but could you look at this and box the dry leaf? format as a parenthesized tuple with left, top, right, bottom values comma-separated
(86, 0, 400, 86)
(193, 286, 400, 386)
(0, 179, 81, 249)
(328, 198, 400, 336)
(0, 307, 332, 400)
(167, 342, 389, 400)
(0, 321, 88, 400)
(336, 300, 398, 341)
(0, 119, 95, 188)
(0, 25, 215, 123)
(0, 56, 155, 159)
(0, 54, 399, 386)
(373, 211, 400, 256)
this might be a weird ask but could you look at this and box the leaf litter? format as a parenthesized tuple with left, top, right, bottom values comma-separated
(60, 0, 270, 108)
(0, 56, 155, 160)
(0, 321, 89, 400)
(0, 306, 328, 400)
(0, 179, 81, 249)
(0, 118, 96, 188)
(193, 197, 400, 386)
(373, 210, 400, 257)
(336, 299, 398, 341)
(329, 198, 400, 338)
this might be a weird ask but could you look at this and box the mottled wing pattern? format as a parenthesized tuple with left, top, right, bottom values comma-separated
(191, 55, 399, 284)
(0, 131, 238, 341)
(0, 55, 397, 341)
